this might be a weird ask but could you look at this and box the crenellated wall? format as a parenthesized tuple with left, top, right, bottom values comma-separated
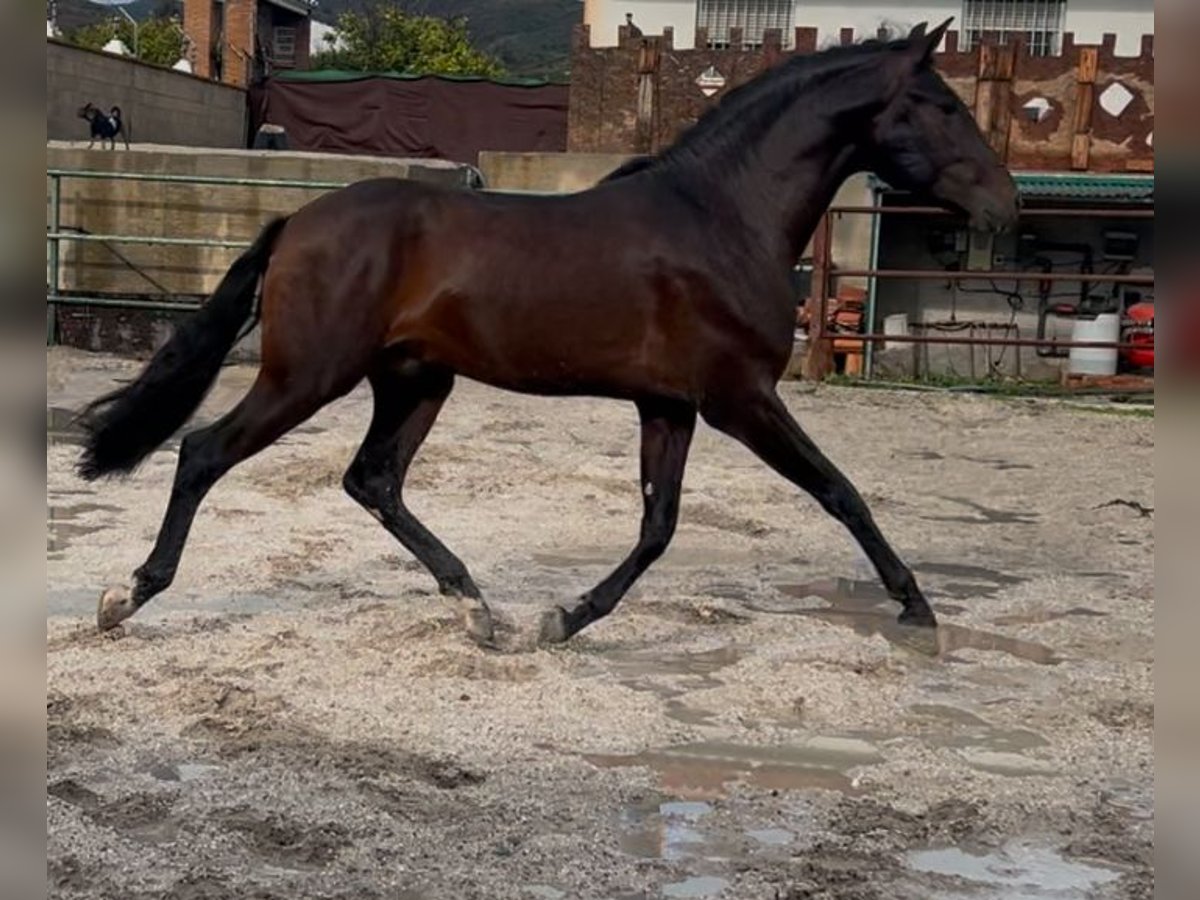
(568, 23, 1154, 174)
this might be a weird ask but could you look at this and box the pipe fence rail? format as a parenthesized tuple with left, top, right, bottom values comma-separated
(806, 201, 1155, 376)
(47, 169, 1155, 375)
(44, 166, 533, 343)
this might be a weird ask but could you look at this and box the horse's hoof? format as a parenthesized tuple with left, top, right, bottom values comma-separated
(97, 586, 136, 631)
(537, 607, 572, 646)
(463, 606, 497, 648)
(898, 604, 937, 628)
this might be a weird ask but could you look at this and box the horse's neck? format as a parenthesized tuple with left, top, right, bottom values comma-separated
(709, 72, 883, 264)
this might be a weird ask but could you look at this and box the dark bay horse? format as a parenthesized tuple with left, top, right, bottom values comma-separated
(77, 20, 1019, 646)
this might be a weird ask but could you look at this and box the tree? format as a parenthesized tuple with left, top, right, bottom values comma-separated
(68, 15, 187, 69)
(313, 3, 504, 77)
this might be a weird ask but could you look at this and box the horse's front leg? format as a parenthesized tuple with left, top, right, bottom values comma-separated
(539, 397, 695, 644)
(701, 385, 936, 626)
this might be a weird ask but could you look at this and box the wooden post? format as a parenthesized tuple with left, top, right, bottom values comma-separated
(635, 37, 661, 154)
(801, 214, 835, 381)
(974, 37, 1016, 161)
(1071, 47, 1099, 170)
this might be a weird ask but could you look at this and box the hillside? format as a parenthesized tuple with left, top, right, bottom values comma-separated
(50, 1, 582, 81)
(313, 1, 582, 80)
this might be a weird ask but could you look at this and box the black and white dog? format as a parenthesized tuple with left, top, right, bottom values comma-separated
(78, 103, 130, 150)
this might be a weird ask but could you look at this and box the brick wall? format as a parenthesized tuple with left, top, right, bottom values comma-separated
(182, 0, 218, 79)
(567, 23, 1155, 174)
(47, 39, 247, 148)
(223, 0, 257, 89)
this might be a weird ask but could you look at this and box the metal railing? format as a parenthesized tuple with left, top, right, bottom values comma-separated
(806, 201, 1155, 379)
(46, 168, 361, 343)
(44, 165, 515, 344)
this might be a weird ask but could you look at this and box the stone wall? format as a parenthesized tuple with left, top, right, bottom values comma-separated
(47, 39, 247, 149)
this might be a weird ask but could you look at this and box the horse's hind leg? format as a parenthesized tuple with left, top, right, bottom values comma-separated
(539, 397, 696, 643)
(97, 372, 333, 629)
(343, 364, 494, 645)
(703, 387, 936, 627)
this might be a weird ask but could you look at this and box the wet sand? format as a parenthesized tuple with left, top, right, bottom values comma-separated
(47, 348, 1153, 899)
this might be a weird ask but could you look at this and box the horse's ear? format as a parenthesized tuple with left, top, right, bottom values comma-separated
(916, 17, 953, 65)
(908, 22, 927, 39)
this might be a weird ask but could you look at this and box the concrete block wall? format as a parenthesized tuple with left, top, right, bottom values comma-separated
(47, 142, 476, 357)
(478, 151, 874, 279)
(48, 39, 247, 148)
(478, 151, 637, 193)
(48, 141, 473, 297)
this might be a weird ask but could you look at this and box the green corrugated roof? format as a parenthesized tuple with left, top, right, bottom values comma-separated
(1012, 172, 1153, 202)
(870, 171, 1153, 203)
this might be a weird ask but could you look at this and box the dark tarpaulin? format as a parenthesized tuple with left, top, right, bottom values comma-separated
(248, 75, 568, 164)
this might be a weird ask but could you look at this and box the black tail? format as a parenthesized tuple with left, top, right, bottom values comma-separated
(76, 216, 290, 481)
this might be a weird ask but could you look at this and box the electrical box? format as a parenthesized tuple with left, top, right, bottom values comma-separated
(1103, 230, 1139, 262)
(966, 230, 994, 272)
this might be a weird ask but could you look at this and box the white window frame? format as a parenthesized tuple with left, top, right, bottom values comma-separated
(961, 0, 1067, 56)
(696, 0, 795, 50)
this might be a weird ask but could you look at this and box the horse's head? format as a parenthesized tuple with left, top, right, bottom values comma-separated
(866, 20, 1020, 233)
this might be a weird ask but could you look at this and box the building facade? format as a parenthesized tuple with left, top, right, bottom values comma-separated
(183, 0, 313, 88)
(584, 0, 1154, 57)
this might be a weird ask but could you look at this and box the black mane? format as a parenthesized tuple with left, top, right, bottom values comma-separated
(601, 36, 909, 183)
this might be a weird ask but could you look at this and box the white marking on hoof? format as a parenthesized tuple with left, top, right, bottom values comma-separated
(97, 586, 136, 631)
(442, 592, 496, 646)
(537, 607, 571, 645)
(463, 606, 496, 647)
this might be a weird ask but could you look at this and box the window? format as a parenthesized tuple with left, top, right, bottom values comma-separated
(272, 26, 297, 67)
(961, 0, 1067, 56)
(696, 0, 795, 50)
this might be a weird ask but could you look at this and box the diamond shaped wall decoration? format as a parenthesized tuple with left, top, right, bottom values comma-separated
(1099, 82, 1135, 118)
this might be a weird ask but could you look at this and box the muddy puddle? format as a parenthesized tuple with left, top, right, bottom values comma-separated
(587, 736, 880, 800)
(611, 797, 795, 897)
(47, 406, 87, 447)
(923, 495, 1040, 525)
(532, 542, 762, 572)
(48, 501, 121, 558)
(905, 841, 1120, 899)
(991, 607, 1108, 627)
(894, 703, 1058, 777)
(747, 576, 1060, 666)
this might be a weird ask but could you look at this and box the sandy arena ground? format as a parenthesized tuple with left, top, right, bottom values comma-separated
(47, 347, 1153, 900)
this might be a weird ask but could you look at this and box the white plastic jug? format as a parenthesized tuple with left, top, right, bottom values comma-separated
(1068, 313, 1120, 376)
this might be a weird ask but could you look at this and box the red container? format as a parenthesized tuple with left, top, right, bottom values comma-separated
(1121, 302, 1154, 370)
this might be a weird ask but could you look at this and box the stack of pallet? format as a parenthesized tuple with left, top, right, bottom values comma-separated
(793, 284, 869, 379)
(829, 287, 867, 375)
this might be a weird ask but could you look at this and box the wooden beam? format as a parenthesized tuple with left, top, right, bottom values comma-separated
(1071, 47, 1098, 171)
